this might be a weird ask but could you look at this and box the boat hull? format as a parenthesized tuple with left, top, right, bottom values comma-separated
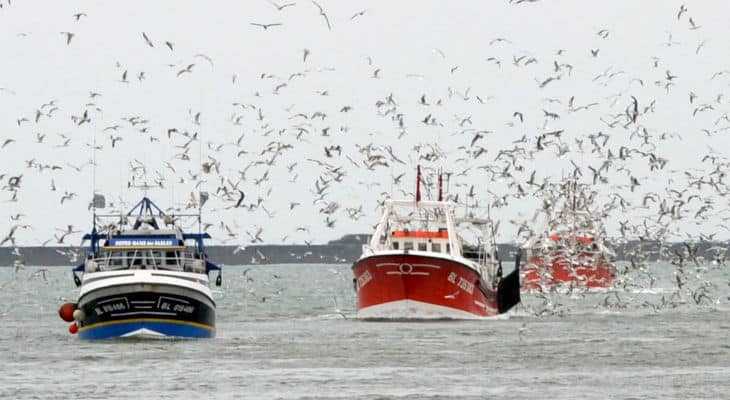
(521, 251, 616, 290)
(78, 318, 213, 340)
(76, 273, 215, 340)
(352, 253, 499, 319)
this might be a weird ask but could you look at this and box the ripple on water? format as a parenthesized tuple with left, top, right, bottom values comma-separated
(0, 264, 728, 399)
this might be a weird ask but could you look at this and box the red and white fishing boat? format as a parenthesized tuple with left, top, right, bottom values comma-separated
(521, 179, 616, 291)
(351, 167, 521, 319)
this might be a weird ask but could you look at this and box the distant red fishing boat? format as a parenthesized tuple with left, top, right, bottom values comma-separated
(351, 166, 521, 319)
(521, 179, 616, 291)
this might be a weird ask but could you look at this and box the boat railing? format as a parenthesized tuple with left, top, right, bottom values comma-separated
(85, 252, 206, 274)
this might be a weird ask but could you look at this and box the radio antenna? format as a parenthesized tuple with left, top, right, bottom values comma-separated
(92, 129, 97, 231)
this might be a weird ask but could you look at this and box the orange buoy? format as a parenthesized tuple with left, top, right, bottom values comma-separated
(58, 302, 77, 322)
(69, 323, 78, 334)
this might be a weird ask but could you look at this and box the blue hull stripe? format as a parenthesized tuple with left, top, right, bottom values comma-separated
(78, 321, 214, 340)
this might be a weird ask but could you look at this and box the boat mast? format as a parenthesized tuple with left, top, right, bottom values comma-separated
(198, 130, 203, 240)
(571, 178, 577, 244)
(572, 177, 577, 212)
(415, 165, 421, 203)
(90, 129, 98, 254)
(487, 204, 502, 280)
(92, 129, 97, 232)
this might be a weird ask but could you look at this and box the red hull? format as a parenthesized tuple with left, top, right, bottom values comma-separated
(352, 253, 499, 319)
(521, 251, 616, 290)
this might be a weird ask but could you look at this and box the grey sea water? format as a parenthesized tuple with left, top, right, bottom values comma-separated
(1, 262, 728, 400)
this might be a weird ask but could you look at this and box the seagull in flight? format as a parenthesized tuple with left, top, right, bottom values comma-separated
(177, 63, 195, 77)
(142, 32, 154, 47)
(677, 4, 687, 20)
(60, 31, 74, 45)
(250, 22, 283, 30)
(268, 1, 296, 10)
(351, 9, 367, 20)
(311, 0, 331, 30)
(332, 296, 347, 319)
(234, 190, 245, 208)
(194, 53, 214, 67)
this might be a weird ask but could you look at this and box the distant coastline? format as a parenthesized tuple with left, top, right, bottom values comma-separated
(0, 234, 724, 266)
(0, 234, 369, 267)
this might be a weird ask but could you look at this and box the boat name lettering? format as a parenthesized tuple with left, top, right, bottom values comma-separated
(175, 304, 195, 313)
(357, 270, 372, 289)
(159, 301, 195, 314)
(447, 272, 457, 283)
(110, 239, 175, 246)
(457, 277, 474, 294)
(94, 302, 128, 315)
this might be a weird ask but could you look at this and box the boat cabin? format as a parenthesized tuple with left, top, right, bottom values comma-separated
(389, 229, 451, 253)
(549, 233, 594, 244)
(85, 228, 205, 273)
(542, 232, 600, 253)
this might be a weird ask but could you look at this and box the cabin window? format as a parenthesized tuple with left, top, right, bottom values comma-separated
(128, 251, 142, 266)
(418, 242, 427, 251)
(432, 243, 441, 252)
(392, 242, 399, 250)
(109, 253, 124, 267)
(166, 251, 179, 266)
(148, 251, 162, 267)
(446, 243, 450, 253)
(404, 242, 414, 250)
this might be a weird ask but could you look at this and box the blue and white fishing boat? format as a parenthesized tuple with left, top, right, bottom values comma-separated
(58, 196, 222, 339)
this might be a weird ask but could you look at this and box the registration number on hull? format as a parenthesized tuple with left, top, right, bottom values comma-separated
(356, 270, 372, 289)
(93, 297, 129, 316)
(448, 272, 474, 294)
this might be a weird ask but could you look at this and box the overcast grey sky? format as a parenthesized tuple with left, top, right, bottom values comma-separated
(1, 1, 730, 246)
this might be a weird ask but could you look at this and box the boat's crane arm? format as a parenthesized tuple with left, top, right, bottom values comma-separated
(444, 204, 461, 258)
(368, 205, 391, 250)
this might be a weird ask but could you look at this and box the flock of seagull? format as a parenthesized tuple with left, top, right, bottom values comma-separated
(0, 1, 729, 312)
